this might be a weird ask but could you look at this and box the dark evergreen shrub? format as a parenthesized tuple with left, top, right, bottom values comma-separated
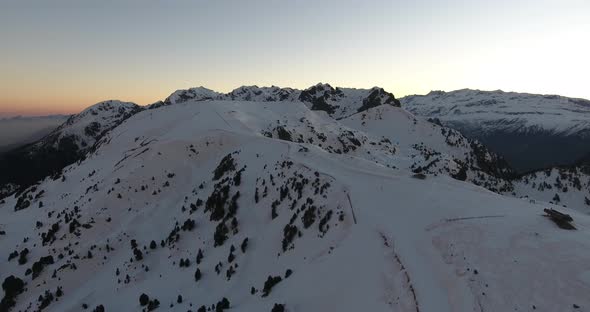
(272, 303, 285, 312)
(194, 268, 202, 282)
(262, 275, 282, 297)
(139, 293, 149, 306)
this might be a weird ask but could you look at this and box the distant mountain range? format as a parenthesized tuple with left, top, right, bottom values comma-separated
(402, 89, 590, 172)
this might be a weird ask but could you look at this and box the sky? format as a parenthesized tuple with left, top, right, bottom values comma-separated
(0, 0, 588, 116)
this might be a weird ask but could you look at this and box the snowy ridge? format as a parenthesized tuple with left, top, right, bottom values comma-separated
(402, 89, 590, 172)
(227, 86, 298, 102)
(399, 89, 590, 211)
(160, 87, 224, 106)
(156, 83, 401, 119)
(402, 89, 590, 136)
(0, 101, 144, 193)
(296, 83, 400, 119)
(2, 98, 590, 311)
(48, 100, 143, 151)
(340, 105, 513, 193)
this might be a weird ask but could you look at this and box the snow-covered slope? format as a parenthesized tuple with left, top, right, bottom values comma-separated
(0, 100, 143, 193)
(51, 100, 143, 151)
(2, 98, 590, 312)
(513, 165, 590, 214)
(6, 84, 590, 215)
(340, 105, 513, 193)
(402, 89, 590, 172)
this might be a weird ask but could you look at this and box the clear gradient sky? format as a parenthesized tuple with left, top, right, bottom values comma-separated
(0, 0, 588, 116)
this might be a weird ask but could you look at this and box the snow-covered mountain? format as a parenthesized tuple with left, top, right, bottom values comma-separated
(340, 105, 513, 193)
(0, 84, 406, 195)
(2, 86, 590, 312)
(0, 100, 143, 192)
(402, 89, 590, 172)
(53, 100, 143, 151)
(154, 84, 512, 193)
(157, 83, 400, 120)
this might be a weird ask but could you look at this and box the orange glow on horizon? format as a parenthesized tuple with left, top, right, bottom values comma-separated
(1, 1, 588, 116)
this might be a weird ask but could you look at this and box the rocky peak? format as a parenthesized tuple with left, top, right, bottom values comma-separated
(162, 87, 222, 106)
